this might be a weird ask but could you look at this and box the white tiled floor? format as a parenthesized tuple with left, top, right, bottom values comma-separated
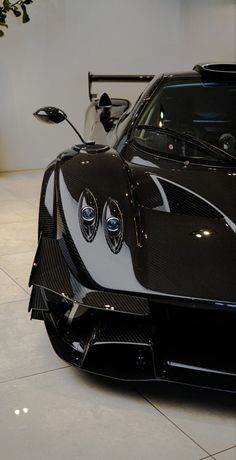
(0, 169, 235, 460)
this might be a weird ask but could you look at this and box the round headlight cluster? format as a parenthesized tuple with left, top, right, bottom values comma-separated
(79, 190, 98, 242)
(79, 191, 123, 252)
(81, 206, 96, 223)
(106, 217, 121, 233)
(103, 199, 123, 253)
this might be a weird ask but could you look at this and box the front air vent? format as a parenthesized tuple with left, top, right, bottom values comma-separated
(159, 179, 221, 219)
(103, 198, 123, 253)
(79, 189, 98, 242)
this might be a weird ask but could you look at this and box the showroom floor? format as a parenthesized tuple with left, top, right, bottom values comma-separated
(0, 169, 235, 460)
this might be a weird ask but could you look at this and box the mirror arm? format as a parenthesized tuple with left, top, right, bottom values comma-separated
(65, 118, 86, 144)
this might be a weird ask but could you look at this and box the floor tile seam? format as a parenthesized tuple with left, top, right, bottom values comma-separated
(198, 456, 215, 460)
(208, 445, 236, 457)
(0, 267, 30, 296)
(0, 298, 29, 307)
(135, 388, 213, 458)
(0, 365, 71, 385)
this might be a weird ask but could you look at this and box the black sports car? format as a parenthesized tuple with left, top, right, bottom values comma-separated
(29, 63, 236, 391)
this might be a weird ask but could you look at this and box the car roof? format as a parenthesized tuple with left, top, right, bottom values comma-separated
(162, 63, 236, 83)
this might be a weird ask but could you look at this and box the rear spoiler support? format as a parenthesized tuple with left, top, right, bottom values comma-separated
(88, 72, 154, 101)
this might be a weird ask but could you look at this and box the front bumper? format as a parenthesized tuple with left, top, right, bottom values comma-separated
(29, 237, 236, 391)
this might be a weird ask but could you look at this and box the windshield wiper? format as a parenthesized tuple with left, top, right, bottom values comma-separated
(136, 125, 236, 163)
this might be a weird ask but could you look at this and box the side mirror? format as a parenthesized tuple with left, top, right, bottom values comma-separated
(33, 106, 67, 124)
(33, 105, 94, 145)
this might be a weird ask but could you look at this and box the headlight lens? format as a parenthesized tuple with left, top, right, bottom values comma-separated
(103, 199, 123, 253)
(79, 190, 98, 242)
(81, 206, 96, 223)
(106, 216, 121, 233)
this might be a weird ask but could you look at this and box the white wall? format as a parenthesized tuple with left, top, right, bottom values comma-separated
(0, 0, 235, 171)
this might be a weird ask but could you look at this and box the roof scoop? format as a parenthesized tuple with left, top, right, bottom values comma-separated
(193, 63, 236, 80)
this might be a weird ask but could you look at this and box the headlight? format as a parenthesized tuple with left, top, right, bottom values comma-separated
(106, 217, 121, 233)
(79, 189, 98, 242)
(81, 206, 96, 223)
(103, 199, 123, 253)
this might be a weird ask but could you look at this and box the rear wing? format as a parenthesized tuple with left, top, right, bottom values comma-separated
(88, 72, 154, 101)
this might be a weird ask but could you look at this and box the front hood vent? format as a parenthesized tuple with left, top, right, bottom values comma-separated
(158, 179, 221, 219)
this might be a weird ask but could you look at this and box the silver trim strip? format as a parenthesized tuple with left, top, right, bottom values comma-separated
(167, 361, 236, 377)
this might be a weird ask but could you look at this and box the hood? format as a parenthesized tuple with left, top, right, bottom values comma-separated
(58, 148, 236, 303)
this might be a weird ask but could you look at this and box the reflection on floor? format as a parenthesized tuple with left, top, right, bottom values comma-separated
(0, 169, 235, 460)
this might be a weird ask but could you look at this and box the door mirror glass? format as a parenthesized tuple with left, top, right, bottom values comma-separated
(33, 106, 67, 124)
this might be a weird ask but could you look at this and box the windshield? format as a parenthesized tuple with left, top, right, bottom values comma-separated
(134, 80, 236, 163)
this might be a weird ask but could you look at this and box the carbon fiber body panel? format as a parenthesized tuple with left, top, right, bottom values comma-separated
(28, 285, 48, 312)
(84, 291, 149, 315)
(29, 235, 236, 389)
(29, 237, 149, 316)
(30, 237, 74, 298)
(30, 66, 236, 389)
(93, 321, 152, 345)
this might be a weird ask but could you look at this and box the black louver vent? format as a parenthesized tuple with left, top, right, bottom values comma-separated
(159, 180, 221, 219)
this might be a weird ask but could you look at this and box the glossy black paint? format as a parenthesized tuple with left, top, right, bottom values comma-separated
(34, 107, 67, 124)
(29, 64, 236, 390)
